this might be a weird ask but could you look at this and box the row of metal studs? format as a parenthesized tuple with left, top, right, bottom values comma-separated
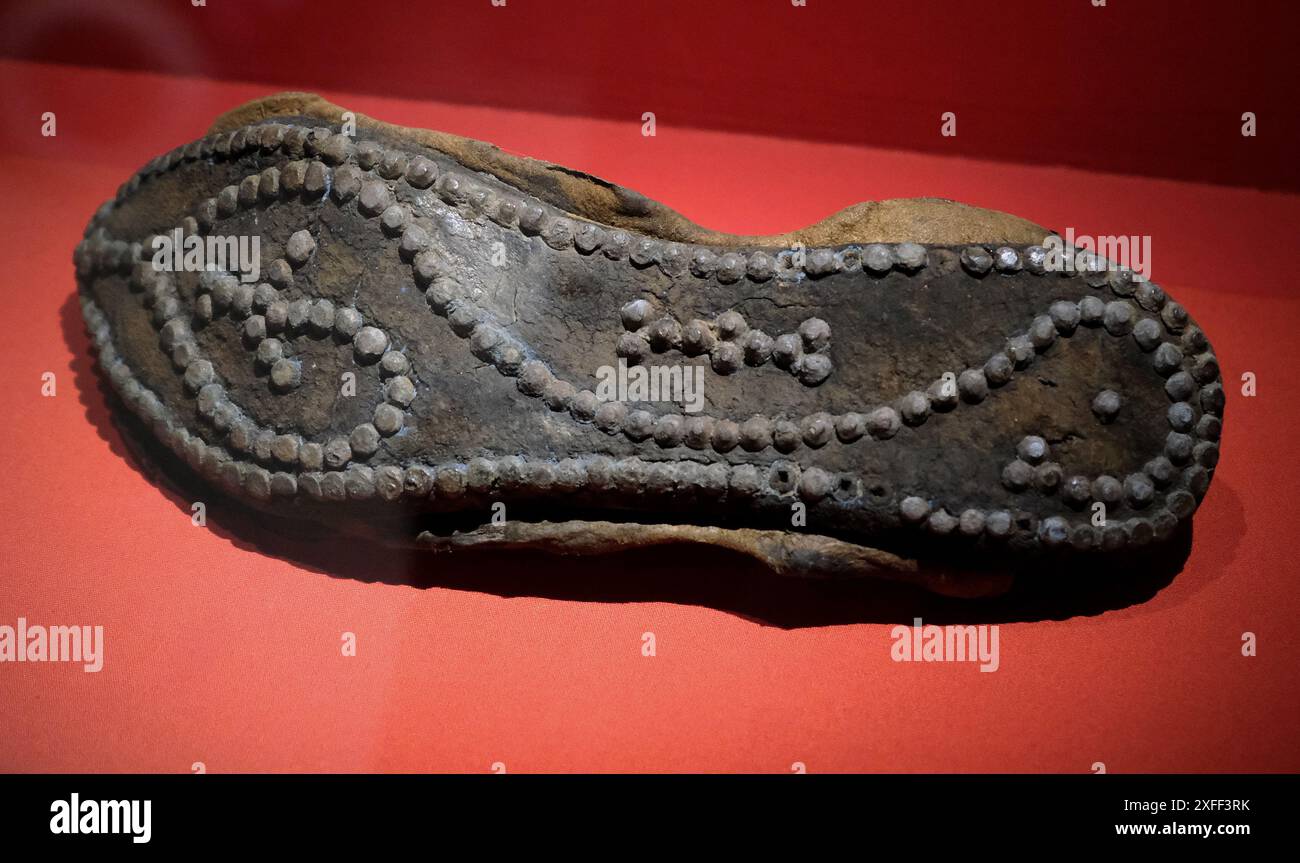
(78, 125, 1216, 548)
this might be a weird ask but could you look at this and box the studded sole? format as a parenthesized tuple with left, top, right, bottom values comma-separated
(74, 100, 1223, 579)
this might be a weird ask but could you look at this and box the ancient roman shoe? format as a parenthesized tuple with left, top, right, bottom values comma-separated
(74, 93, 1223, 596)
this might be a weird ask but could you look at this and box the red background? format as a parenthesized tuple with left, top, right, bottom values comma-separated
(1, 1, 1298, 772)
(2, 0, 1297, 192)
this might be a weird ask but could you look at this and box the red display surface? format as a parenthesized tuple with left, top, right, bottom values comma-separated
(0, 56, 1297, 773)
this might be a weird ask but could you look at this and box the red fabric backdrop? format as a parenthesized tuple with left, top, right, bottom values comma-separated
(1, 0, 1296, 192)
(0, 0, 1297, 772)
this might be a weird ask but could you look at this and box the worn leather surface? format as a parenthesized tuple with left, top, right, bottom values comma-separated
(73, 94, 1224, 590)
